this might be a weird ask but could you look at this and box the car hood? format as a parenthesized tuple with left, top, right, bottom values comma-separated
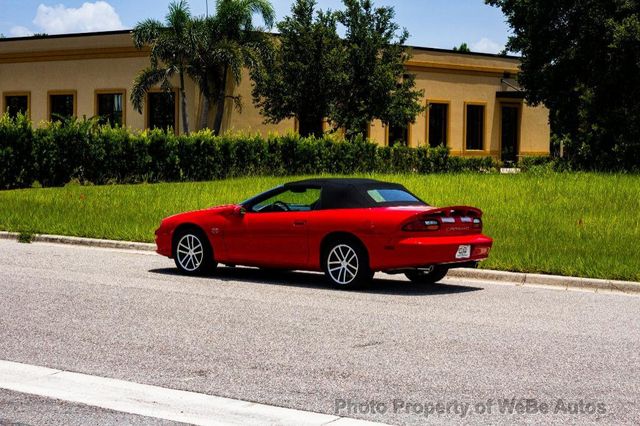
(161, 204, 236, 225)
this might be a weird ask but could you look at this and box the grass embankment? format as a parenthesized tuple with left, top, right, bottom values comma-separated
(0, 173, 638, 281)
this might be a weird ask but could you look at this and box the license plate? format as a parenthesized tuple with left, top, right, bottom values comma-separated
(456, 245, 471, 259)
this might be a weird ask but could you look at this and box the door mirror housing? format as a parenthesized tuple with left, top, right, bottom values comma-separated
(233, 205, 247, 217)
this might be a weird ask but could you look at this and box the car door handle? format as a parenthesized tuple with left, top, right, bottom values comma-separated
(293, 220, 307, 227)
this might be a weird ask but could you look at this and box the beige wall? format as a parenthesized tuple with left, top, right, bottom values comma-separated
(222, 68, 296, 135)
(0, 32, 550, 158)
(366, 48, 551, 159)
(2, 57, 147, 129)
(519, 101, 551, 156)
(0, 32, 198, 133)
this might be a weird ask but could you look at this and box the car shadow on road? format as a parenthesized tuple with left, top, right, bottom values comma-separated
(148, 266, 483, 296)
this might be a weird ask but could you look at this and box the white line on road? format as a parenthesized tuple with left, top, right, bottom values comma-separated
(0, 360, 384, 426)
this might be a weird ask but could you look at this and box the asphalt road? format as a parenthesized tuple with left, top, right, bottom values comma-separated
(0, 240, 639, 425)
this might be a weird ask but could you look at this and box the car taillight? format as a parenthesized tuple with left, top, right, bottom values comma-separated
(403, 219, 440, 232)
(473, 218, 482, 230)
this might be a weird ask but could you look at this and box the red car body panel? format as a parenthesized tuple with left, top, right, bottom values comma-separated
(155, 203, 494, 272)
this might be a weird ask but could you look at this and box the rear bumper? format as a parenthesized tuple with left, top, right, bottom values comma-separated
(373, 234, 493, 271)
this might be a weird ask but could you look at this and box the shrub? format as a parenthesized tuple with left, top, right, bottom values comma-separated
(0, 115, 499, 189)
(0, 113, 35, 189)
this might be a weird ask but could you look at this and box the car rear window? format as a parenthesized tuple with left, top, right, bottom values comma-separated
(366, 189, 422, 204)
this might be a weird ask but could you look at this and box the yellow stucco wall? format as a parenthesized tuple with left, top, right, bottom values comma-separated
(370, 48, 551, 159)
(221, 68, 296, 135)
(0, 31, 550, 158)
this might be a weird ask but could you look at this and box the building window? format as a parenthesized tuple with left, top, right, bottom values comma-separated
(49, 92, 76, 121)
(96, 91, 125, 127)
(147, 91, 176, 131)
(428, 102, 448, 148)
(388, 123, 409, 147)
(4, 93, 30, 118)
(466, 104, 485, 150)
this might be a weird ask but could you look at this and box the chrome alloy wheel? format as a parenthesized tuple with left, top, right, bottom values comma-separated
(176, 234, 204, 272)
(327, 244, 359, 285)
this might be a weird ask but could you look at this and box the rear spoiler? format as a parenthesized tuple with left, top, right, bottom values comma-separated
(426, 206, 483, 218)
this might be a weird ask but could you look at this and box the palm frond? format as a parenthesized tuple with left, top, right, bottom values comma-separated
(130, 67, 172, 113)
(240, 0, 276, 29)
(167, 0, 191, 34)
(132, 19, 164, 48)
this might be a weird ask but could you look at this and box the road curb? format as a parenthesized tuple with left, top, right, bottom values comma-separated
(0, 231, 155, 252)
(2, 230, 639, 294)
(447, 268, 640, 295)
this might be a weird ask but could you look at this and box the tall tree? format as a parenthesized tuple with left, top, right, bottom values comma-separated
(332, 0, 424, 138)
(200, 0, 275, 135)
(251, 0, 343, 137)
(453, 42, 471, 52)
(486, 0, 640, 170)
(131, 0, 193, 134)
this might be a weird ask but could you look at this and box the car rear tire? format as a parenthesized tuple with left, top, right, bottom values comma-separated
(405, 266, 449, 285)
(173, 228, 217, 276)
(323, 240, 372, 289)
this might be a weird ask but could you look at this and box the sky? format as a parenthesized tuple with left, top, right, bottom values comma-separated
(0, 0, 512, 54)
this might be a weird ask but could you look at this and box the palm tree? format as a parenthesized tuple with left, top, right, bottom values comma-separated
(194, 0, 275, 134)
(131, 1, 192, 134)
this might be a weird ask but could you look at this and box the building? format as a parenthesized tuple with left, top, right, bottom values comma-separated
(0, 30, 550, 161)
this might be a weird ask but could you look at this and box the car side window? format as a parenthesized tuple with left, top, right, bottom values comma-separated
(252, 188, 321, 213)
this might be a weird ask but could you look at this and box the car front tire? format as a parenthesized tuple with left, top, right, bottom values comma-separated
(405, 266, 449, 284)
(323, 240, 372, 289)
(173, 228, 216, 276)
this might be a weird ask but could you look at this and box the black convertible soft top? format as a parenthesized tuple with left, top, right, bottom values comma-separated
(285, 178, 425, 210)
(242, 178, 426, 210)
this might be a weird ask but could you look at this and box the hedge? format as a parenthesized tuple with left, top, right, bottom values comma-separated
(0, 114, 499, 189)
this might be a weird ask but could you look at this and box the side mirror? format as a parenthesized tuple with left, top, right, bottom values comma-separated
(233, 205, 247, 217)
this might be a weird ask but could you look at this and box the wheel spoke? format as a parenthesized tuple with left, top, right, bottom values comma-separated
(340, 246, 349, 262)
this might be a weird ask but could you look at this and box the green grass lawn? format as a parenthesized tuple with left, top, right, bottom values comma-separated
(0, 173, 638, 281)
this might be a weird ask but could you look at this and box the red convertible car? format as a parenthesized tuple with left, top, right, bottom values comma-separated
(155, 179, 493, 288)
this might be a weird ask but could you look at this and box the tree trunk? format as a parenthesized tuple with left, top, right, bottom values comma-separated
(199, 95, 210, 130)
(298, 117, 324, 138)
(213, 65, 228, 136)
(179, 71, 190, 134)
(345, 122, 369, 141)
